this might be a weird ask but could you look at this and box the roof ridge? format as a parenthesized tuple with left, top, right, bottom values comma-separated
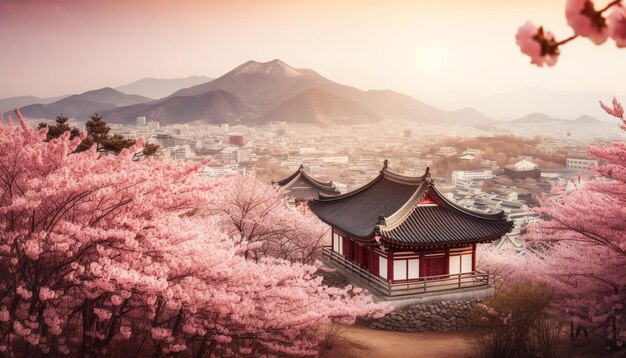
(314, 162, 428, 202)
(274, 164, 339, 193)
(316, 172, 384, 201)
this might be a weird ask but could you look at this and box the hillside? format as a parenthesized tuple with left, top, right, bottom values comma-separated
(259, 88, 381, 125)
(115, 76, 213, 99)
(18, 88, 152, 119)
(100, 90, 255, 125)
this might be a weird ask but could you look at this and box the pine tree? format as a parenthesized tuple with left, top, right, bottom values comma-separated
(37, 114, 80, 141)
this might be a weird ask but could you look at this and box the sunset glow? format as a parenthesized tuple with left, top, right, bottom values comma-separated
(2, 0, 626, 101)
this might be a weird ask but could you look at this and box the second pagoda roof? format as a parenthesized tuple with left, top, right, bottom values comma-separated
(273, 164, 340, 200)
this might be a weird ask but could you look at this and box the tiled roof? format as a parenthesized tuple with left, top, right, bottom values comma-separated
(309, 162, 513, 246)
(273, 164, 340, 200)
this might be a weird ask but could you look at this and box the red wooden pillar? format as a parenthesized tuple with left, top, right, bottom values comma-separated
(419, 251, 425, 278)
(472, 243, 477, 271)
(373, 249, 380, 276)
(387, 249, 394, 282)
(444, 248, 450, 275)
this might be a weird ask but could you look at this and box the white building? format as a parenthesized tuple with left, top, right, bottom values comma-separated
(167, 145, 193, 160)
(514, 159, 538, 171)
(566, 157, 598, 170)
(451, 170, 493, 183)
(147, 121, 160, 130)
(136, 116, 147, 126)
(436, 146, 457, 157)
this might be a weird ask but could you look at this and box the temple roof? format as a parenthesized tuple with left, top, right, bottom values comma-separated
(309, 161, 513, 246)
(273, 164, 340, 201)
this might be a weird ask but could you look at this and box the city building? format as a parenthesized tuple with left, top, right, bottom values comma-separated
(229, 135, 246, 147)
(311, 161, 513, 299)
(136, 116, 147, 126)
(436, 146, 457, 157)
(503, 159, 541, 180)
(451, 170, 493, 183)
(566, 155, 598, 170)
(147, 121, 160, 130)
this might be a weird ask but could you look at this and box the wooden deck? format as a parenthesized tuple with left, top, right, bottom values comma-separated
(321, 246, 489, 298)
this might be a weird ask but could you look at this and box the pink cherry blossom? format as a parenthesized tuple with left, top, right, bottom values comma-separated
(607, 5, 626, 47)
(0, 108, 389, 357)
(515, 21, 560, 67)
(600, 97, 625, 130)
(525, 98, 626, 348)
(119, 326, 132, 339)
(566, 0, 610, 44)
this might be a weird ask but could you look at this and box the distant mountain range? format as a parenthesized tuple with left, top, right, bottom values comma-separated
(421, 87, 621, 121)
(115, 76, 213, 99)
(13, 88, 152, 119)
(0, 94, 68, 111)
(508, 113, 602, 124)
(100, 90, 256, 124)
(101, 59, 494, 126)
(4, 60, 619, 129)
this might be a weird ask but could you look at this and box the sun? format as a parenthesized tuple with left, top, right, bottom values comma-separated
(414, 42, 450, 76)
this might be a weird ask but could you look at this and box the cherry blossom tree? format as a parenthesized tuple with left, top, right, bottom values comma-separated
(210, 175, 329, 264)
(522, 98, 626, 350)
(516, 0, 626, 66)
(476, 245, 531, 291)
(0, 109, 388, 357)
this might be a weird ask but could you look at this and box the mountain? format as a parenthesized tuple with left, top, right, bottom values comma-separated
(509, 113, 562, 124)
(167, 59, 334, 112)
(99, 90, 255, 125)
(420, 87, 621, 120)
(0, 94, 68, 110)
(63, 59, 492, 126)
(509, 113, 602, 124)
(492, 112, 620, 140)
(259, 88, 381, 125)
(573, 114, 602, 125)
(158, 59, 487, 126)
(115, 76, 213, 99)
(444, 107, 493, 127)
(17, 88, 152, 119)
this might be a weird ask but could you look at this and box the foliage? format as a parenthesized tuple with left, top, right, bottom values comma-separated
(468, 284, 564, 358)
(524, 98, 626, 350)
(428, 135, 566, 177)
(517, 0, 625, 66)
(0, 109, 388, 357)
(476, 245, 529, 291)
(77, 113, 137, 154)
(211, 175, 329, 264)
(37, 115, 81, 141)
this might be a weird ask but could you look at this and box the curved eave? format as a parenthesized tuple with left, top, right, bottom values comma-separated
(274, 166, 339, 194)
(376, 227, 514, 249)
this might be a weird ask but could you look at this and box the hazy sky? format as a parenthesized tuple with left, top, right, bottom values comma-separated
(1, 0, 626, 100)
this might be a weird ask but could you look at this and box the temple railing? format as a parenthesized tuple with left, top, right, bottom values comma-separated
(321, 246, 489, 298)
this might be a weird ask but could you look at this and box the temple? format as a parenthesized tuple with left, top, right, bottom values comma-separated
(273, 164, 341, 203)
(309, 160, 514, 299)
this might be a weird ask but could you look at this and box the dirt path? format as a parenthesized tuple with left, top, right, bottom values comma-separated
(320, 325, 472, 358)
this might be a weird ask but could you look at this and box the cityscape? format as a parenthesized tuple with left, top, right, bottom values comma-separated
(2, 0, 626, 357)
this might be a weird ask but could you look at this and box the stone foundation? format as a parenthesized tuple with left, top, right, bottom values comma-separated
(363, 299, 482, 332)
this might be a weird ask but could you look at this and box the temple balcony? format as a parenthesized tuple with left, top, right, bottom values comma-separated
(321, 246, 490, 300)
